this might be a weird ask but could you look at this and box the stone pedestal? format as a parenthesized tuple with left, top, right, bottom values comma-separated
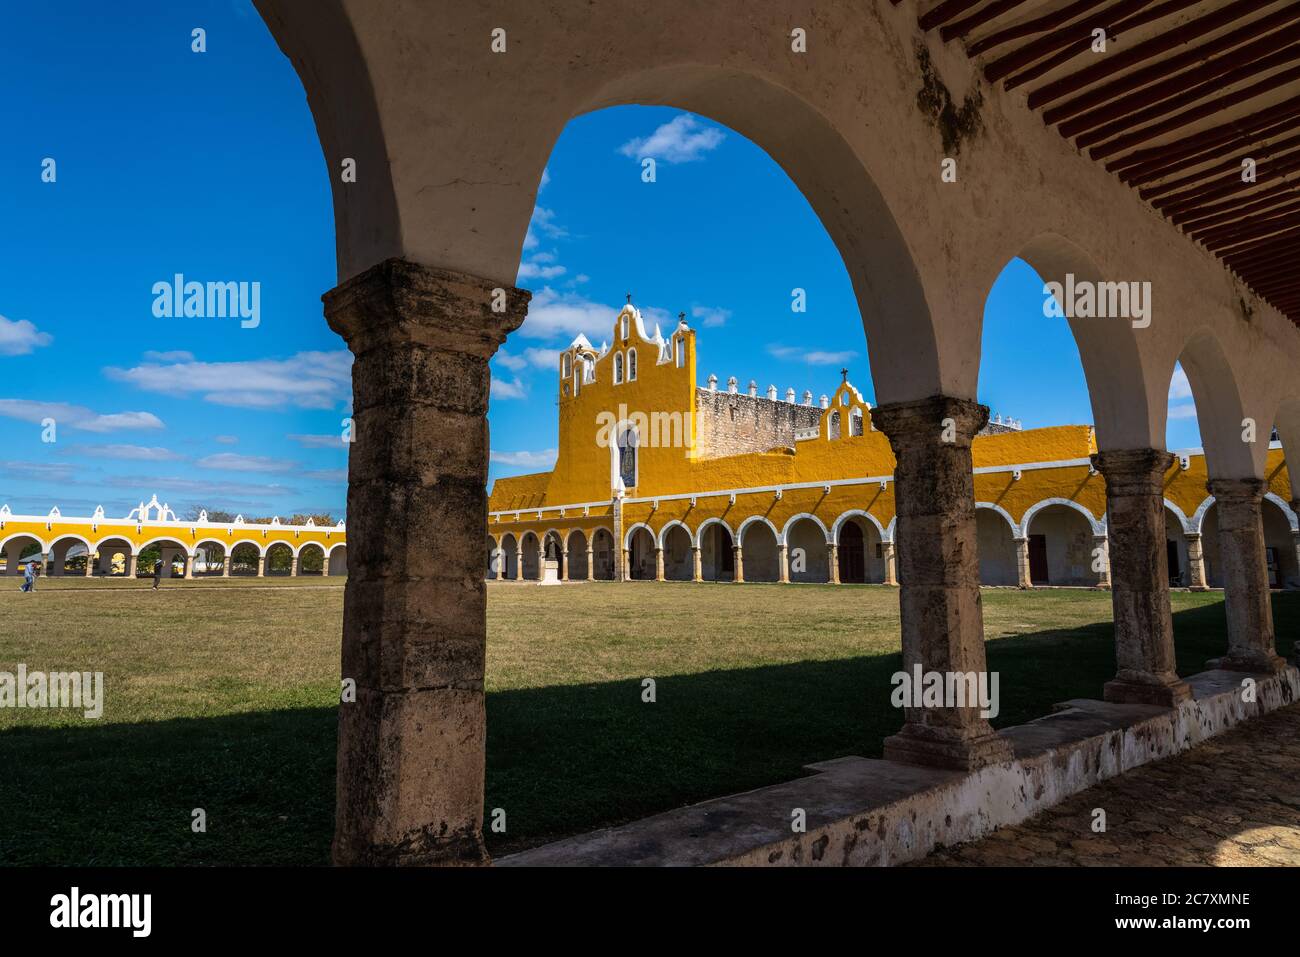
(1208, 478, 1285, 673)
(1091, 449, 1192, 707)
(1014, 537, 1031, 589)
(540, 558, 560, 585)
(871, 396, 1013, 771)
(1185, 533, 1209, 590)
(324, 258, 527, 866)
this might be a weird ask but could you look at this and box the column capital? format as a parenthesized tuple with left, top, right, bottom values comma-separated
(1090, 448, 1175, 494)
(869, 395, 987, 449)
(323, 258, 529, 359)
(1206, 476, 1267, 504)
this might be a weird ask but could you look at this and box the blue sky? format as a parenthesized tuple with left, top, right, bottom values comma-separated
(0, 1, 1202, 519)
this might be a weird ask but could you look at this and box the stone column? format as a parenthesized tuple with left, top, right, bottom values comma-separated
(654, 547, 664, 582)
(125, 554, 136, 578)
(290, 554, 300, 577)
(256, 555, 266, 578)
(222, 555, 231, 578)
(882, 541, 898, 586)
(828, 543, 840, 584)
(777, 544, 790, 583)
(691, 546, 702, 582)
(585, 547, 594, 581)
(1208, 478, 1286, 673)
(184, 554, 195, 579)
(50, 551, 63, 576)
(1185, 533, 1209, 590)
(84, 551, 95, 577)
(621, 547, 631, 582)
(324, 258, 527, 866)
(871, 396, 1013, 771)
(1092, 534, 1111, 588)
(561, 550, 570, 582)
(1091, 449, 1191, 706)
(733, 545, 745, 583)
(612, 497, 625, 581)
(1014, 537, 1031, 589)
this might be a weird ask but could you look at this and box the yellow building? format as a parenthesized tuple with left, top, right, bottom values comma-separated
(489, 305, 1300, 590)
(0, 494, 347, 578)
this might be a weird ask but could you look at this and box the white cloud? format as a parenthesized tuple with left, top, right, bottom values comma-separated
(106, 351, 352, 410)
(0, 460, 81, 483)
(539, 167, 551, 191)
(491, 376, 527, 400)
(692, 305, 731, 328)
(304, 468, 349, 483)
(0, 314, 52, 356)
(524, 347, 561, 369)
(62, 444, 182, 461)
(767, 344, 857, 365)
(214, 435, 238, 445)
(1168, 365, 1193, 400)
(517, 261, 567, 281)
(519, 287, 617, 341)
(490, 448, 558, 468)
(619, 114, 724, 163)
(494, 349, 528, 373)
(1168, 404, 1199, 420)
(196, 452, 298, 472)
(0, 399, 164, 433)
(530, 206, 566, 240)
(287, 433, 347, 449)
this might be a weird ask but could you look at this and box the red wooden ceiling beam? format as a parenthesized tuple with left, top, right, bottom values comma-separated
(968, 0, 1111, 57)
(1140, 133, 1300, 201)
(941, 0, 1033, 42)
(919, 0, 985, 32)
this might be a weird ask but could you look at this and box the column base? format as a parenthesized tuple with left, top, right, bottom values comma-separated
(1189, 585, 1211, 593)
(882, 723, 1013, 771)
(333, 828, 489, 867)
(1208, 652, 1288, 675)
(1103, 671, 1193, 707)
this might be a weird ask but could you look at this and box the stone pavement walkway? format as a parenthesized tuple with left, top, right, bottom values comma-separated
(913, 702, 1300, 867)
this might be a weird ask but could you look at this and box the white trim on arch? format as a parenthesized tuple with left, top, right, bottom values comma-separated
(974, 501, 1020, 536)
(691, 517, 735, 547)
(262, 539, 297, 559)
(1021, 497, 1105, 536)
(294, 541, 328, 559)
(563, 528, 590, 552)
(134, 534, 197, 558)
(884, 516, 897, 544)
(226, 539, 264, 559)
(46, 532, 93, 553)
(1262, 492, 1299, 532)
(1189, 495, 1217, 535)
(831, 509, 887, 543)
(0, 531, 50, 554)
(326, 540, 349, 557)
(1163, 499, 1195, 536)
(736, 515, 780, 545)
(623, 522, 656, 551)
(657, 519, 692, 549)
(780, 512, 831, 545)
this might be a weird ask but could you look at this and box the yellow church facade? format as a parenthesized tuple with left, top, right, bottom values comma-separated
(489, 305, 1300, 590)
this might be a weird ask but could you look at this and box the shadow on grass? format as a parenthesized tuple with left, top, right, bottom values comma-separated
(2, 594, 1294, 864)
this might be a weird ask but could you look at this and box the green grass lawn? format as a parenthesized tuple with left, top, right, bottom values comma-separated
(0, 577, 1294, 864)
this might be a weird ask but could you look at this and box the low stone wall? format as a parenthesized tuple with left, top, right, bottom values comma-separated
(500, 666, 1299, 866)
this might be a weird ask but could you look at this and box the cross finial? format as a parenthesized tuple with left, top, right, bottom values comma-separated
(626, 292, 632, 304)
(840, 367, 849, 382)
(678, 311, 685, 322)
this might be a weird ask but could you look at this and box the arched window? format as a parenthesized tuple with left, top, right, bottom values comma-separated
(614, 352, 624, 384)
(573, 369, 581, 396)
(675, 337, 685, 367)
(628, 348, 637, 381)
(621, 314, 629, 340)
(850, 407, 864, 436)
(828, 410, 841, 440)
(561, 353, 571, 379)
(618, 426, 637, 489)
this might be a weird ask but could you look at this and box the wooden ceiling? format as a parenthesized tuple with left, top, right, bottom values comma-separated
(900, 0, 1300, 323)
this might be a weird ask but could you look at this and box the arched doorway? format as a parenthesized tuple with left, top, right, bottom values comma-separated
(739, 520, 779, 583)
(1261, 499, 1298, 589)
(590, 529, 615, 580)
(1, 534, 45, 576)
(48, 535, 92, 576)
(698, 521, 734, 582)
(486, 536, 501, 580)
(1164, 506, 1192, 587)
(975, 508, 1018, 586)
(1024, 503, 1100, 587)
(785, 517, 829, 583)
(229, 542, 261, 577)
(500, 535, 519, 580)
(520, 533, 541, 581)
(195, 541, 229, 576)
(661, 524, 692, 581)
(327, 543, 348, 577)
(836, 514, 884, 584)
(627, 526, 655, 580)
(566, 530, 589, 580)
(298, 543, 326, 576)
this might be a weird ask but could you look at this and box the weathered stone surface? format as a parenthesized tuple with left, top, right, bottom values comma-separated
(1091, 449, 1192, 707)
(871, 395, 1013, 771)
(325, 259, 527, 867)
(1208, 478, 1286, 674)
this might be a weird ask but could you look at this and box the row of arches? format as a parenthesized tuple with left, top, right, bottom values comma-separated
(0, 534, 348, 578)
(488, 494, 1300, 589)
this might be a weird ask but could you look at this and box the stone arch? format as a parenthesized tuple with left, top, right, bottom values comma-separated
(1168, 328, 1259, 479)
(1163, 499, 1194, 536)
(89, 536, 134, 576)
(1164, 504, 1193, 588)
(264, 540, 296, 576)
(660, 523, 693, 581)
(565, 529, 589, 580)
(229, 541, 263, 576)
(785, 516, 830, 583)
(1271, 396, 1300, 501)
(136, 536, 192, 579)
(1263, 493, 1298, 532)
(831, 509, 887, 543)
(1023, 502, 1103, 587)
(779, 512, 829, 546)
(1, 532, 47, 575)
(1190, 495, 1218, 536)
(194, 538, 230, 576)
(499, 533, 519, 580)
(326, 541, 348, 577)
(1260, 496, 1299, 589)
(738, 516, 779, 583)
(695, 518, 734, 582)
(834, 512, 885, 584)
(519, 531, 542, 581)
(626, 525, 656, 581)
(48, 533, 93, 576)
(975, 503, 1019, 586)
(590, 527, 616, 580)
(297, 541, 327, 576)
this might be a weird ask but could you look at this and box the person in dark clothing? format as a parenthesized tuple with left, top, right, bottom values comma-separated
(152, 558, 163, 590)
